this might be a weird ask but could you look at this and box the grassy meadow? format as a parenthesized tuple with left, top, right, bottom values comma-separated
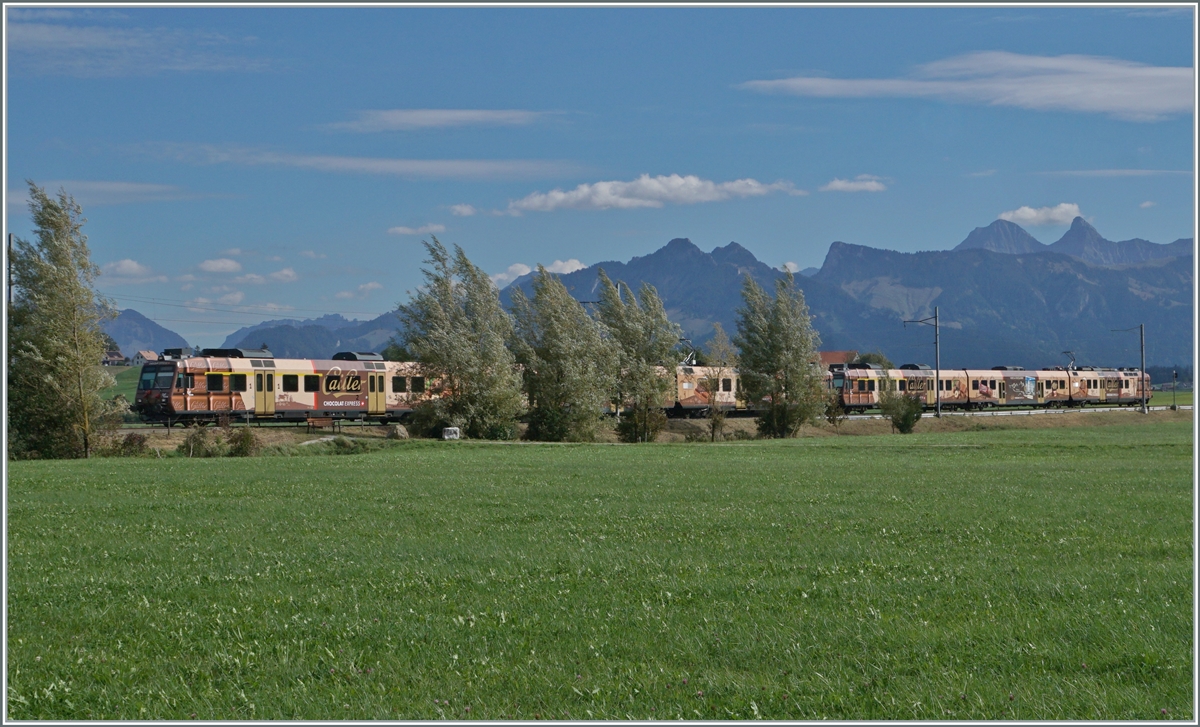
(7, 420, 1193, 720)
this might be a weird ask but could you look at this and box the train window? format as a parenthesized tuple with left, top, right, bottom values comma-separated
(304, 375, 320, 392)
(898, 380, 906, 392)
(138, 369, 156, 391)
(369, 375, 376, 393)
(176, 373, 185, 389)
(867, 380, 876, 392)
(411, 376, 426, 393)
(154, 368, 174, 389)
(230, 374, 247, 392)
(682, 382, 693, 390)
(256, 373, 263, 391)
(857, 380, 865, 392)
(393, 376, 407, 393)
(990, 380, 996, 389)
(722, 378, 732, 392)
(206, 374, 224, 391)
(282, 375, 299, 392)
(267, 374, 273, 392)
(971, 380, 978, 390)
(186, 374, 195, 388)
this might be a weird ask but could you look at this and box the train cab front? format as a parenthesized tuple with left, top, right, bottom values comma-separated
(133, 361, 180, 421)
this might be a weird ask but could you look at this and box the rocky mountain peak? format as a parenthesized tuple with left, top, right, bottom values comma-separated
(954, 219, 1045, 254)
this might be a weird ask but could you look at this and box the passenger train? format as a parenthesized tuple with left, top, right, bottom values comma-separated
(132, 347, 1151, 426)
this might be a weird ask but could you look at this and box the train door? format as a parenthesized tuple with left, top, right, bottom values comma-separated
(368, 372, 386, 415)
(255, 372, 276, 415)
(998, 380, 1006, 403)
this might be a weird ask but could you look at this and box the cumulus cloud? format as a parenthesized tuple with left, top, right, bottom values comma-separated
(324, 109, 549, 132)
(199, 258, 241, 273)
(185, 296, 212, 312)
(299, 250, 326, 259)
(1140, 201, 1157, 209)
(138, 142, 577, 180)
(234, 273, 266, 284)
(268, 267, 298, 282)
(508, 173, 802, 213)
(782, 262, 800, 273)
(218, 291, 245, 305)
(450, 204, 478, 217)
(388, 223, 446, 236)
(741, 51, 1194, 122)
(336, 282, 383, 299)
(998, 203, 1082, 226)
(491, 263, 533, 286)
(544, 259, 586, 275)
(99, 258, 168, 284)
(819, 174, 887, 192)
(220, 247, 243, 256)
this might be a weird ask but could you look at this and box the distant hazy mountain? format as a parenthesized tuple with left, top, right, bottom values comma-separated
(955, 219, 1046, 254)
(954, 216, 1193, 266)
(102, 309, 188, 356)
(228, 311, 400, 359)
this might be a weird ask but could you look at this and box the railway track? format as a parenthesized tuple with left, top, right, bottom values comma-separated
(847, 404, 1192, 421)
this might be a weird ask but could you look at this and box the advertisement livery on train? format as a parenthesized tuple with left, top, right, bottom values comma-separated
(133, 348, 1152, 425)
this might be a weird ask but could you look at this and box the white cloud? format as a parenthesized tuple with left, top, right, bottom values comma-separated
(782, 262, 800, 273)
(450, 204, 478, 217)
(491, 263, 533, 286)
(177, 274, 197, 282)
(299, 250, 326, 259)
(741, 51, 1194, 122)
(508, 173, 802, 213)
(99, 258, 168, 284)
(998, 203, 1082, 226)
(268, 267, 298, 282)
(324, 109, 549, 132)
(234, 273, 266, 284)
(220, 247, 243, 256)
(6, 20, 270, 77)
(819, 174, 887, 193)
(140, 142, 577, 180)
(336, 282, 383, 299)
(199, 258, 242, 273)
(544, 259, 586, 275)
(185, 297, 212, 312)
(1140, 201, 1157, 209)
(218, 291, 245, 305)
(388, 223, 446, 236)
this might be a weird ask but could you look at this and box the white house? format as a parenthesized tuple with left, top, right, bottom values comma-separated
(132, 350, 159, 366)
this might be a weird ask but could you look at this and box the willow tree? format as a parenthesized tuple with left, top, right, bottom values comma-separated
(594, 269, 682, 443)
(8, 182, 121, 458)
(510, 267, 618, 441)
(397, 237, 523, 439)
(734, 271, 824, 438)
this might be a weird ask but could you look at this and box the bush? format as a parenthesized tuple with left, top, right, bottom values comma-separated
(98, 431, 149, 457)
(879, 391, 923, 434)
(176, 427, 228, 458)
(226, 427, 261, 457)
(824, 390, 848, 433)
(616, 407, 666, 443)
(406, 402, 453, 439)
(331, 436, 370, 455)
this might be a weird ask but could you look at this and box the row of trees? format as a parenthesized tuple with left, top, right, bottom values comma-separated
(397, 237, 830, 442)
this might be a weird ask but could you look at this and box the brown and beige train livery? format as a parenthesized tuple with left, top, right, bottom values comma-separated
(134, 349, 436, 424)
(829, 362, 1151, 412)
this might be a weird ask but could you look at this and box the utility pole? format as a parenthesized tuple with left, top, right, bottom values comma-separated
(1112, 324, 1147, 414)
(904, 306, 941, 417)
(7, 232, 12, 307)
(1172, 369, 1177, 411)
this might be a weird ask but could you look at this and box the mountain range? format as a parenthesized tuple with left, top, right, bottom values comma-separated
(101, 309, 190, 356)
(117, 217, 1192, 368)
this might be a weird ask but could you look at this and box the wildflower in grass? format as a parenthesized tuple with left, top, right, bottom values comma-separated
(1009, 694, 1014, 701)
(682, 679, 687, 685)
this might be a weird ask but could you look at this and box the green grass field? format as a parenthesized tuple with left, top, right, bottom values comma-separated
(7, 422, 1193, 720)
(99, 365, 140, 402)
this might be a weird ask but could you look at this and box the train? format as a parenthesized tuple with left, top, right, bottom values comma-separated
(132, 347, 1151, 426)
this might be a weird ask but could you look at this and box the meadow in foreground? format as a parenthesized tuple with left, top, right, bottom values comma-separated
(7, 421, 1192, 719)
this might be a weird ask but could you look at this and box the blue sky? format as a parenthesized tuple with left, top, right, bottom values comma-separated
(4, 5, 1195, 348)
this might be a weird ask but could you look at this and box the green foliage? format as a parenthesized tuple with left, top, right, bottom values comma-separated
(701, 322, 737, 442)
(380, 338, 412, 362)
(397, 237, 524, 439)
(594, 269, 682, 443)
(511, 267, 619, 442)
(176, 427, 229, 458)
(854, 350, 894, 369)
(878, 376, 923, 433)
(734, 271, 824, 438)
(225, 426, 262, 457)
(6, 422, 1192, 719)
(98, 431, 149, 457)
(7, 182, 122, 459)
(824, 389, 848, 433)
